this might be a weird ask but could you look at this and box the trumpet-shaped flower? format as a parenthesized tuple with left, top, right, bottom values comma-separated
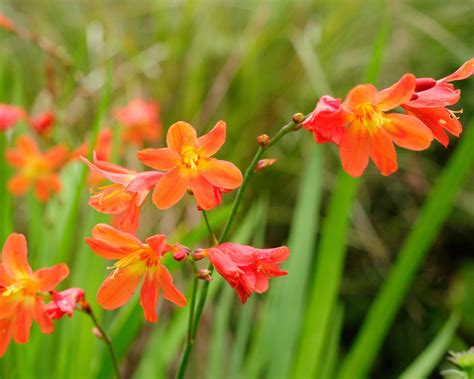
(85, 224, 186, 322)
(204, 243, 290, 304)
(402, 59, 474, 147)
(0, 233, 69, 356)
(138, 121, 243, 210)
(114, 99, 162, 146)
(0, 104, 25, 131)
(81, 154, 163, 233)
(5, 136, 68, 201)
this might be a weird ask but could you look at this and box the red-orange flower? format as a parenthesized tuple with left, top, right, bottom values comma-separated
(81, 154, 163, 233)
(402, 59, 474, 147)
(114, 99, 162, 146)
(29, 111, 55, 136)
(85, 224, 186, 322)
(204, 243, 290, 304)
(0, 233, 69, 356)
(5, 136, 68, 201)
(44, 288, 85, 320)
(0, 104, 25, 131)
(138, 121, 243, 210)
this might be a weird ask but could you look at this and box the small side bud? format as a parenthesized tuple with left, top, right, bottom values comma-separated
(196, 269, 213, 281)
(192, 249, 207, 261)
(92, 327, 106, 341)
(292, 112, 305, 123)
(257, 134, 271, 148)
(254, 159, 277, 173)
(173, 250, 187, 261)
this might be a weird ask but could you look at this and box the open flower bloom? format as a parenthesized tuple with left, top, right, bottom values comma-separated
(81, 154, 163, 233)
(44, 288, 85, 320)
(402, 59, 474, 147)
(0, 233, 69, 356)
(0, 104, 25, 131)
(29, 111, 55, 136)
(114, 99, 162, 146)
(85, 224, 187, 322)
(204, 243, 290, 304)
(138, 121, 243, 210)
(5, 136, 68, 201)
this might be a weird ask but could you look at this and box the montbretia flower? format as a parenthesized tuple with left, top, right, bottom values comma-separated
(203, 243, 290, 304)
(138, 121, 243, 210)
(402, 58, 474, 147)
(114, 99, 162, 146)
(85, 224, 187, 322)
(5, 136, 68, 201)
(0, 104, 25, 131)
(81, 154, 163, 233)
(29, 111, 55, 136)
(44, 288, 86, 320)
(0, 233, 69, 356)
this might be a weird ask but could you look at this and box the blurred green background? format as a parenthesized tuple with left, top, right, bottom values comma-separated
(0, 0, 473, 378)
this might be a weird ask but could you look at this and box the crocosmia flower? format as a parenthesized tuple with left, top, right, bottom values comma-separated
(0, 233, 69, 356)
(29, 111, 55, 136)
(44, 288, 85, 320)
(5, 136, 68, 201)
(0, 104, 25, 131)
(85, 224, 187, 322)
(402, 58, 474, 147)
(81, 154, 163, 233)
(203, 243, 290, 304)
(114, 99, 162, 146)
(138, 121, 243, 210)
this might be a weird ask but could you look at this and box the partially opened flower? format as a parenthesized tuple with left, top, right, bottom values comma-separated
(5, 136, 68, 201)
(29, 111, 55, 136)
(114, 99, 162, 146)
(0, 104, 25, 131)
(138, 121, 243, 210)
(81, 154, 163, 233)
(85, 224, 187, 322)
(0, 233, 69, 356)
(44, 288, 86, 320)
(402, 58, 474, 147)
(203, 243, 290, 304)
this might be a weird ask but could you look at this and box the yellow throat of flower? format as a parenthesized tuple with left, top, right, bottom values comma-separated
(351, 103, 386, 134)
(181, 147, 200, 170)
(2, 278, 37, 297)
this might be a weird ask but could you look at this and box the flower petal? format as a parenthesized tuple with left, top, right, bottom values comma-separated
(7, 175, 31, 195)
(140, 271, 159, 322)
(137, 148, 180, 170)
(35, 175, 61, 202)
(190, 174, 221, 210)
(377, 73, 416, 111)
(34, 263, 69, 292)
(12, 300, 34, 344)
(145, 235, 168, 256)
(199, 158, 243, 189)
(338, 124, 370, 177)
(166, 121, 198, 153)
(111, 202, 141, 234)
(405, 83, 460, 108)
(152, 167, 190, 209)
(440, 58, 474, 83)
(369, 131, 398, 176)
(80, 156, 133, 185)
(97, 267, 142, 310)
(384, 114, 433, 151)
(157, 266, 186, 307)
(44, 145, 68, 169)
(198, 120, 226, 157)
(91, 223, 143, 250)
(0, 319, 12, 357)
(1, 233, 32, 278)
(34, 298, 54, 334)
(85, 238, 129, 260)
(343, 84, 378, 111)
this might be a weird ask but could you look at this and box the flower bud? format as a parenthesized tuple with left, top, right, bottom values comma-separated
(192, 249, 207, 261)
(196, 269, 213, 281)
(257, 134, 271, 147)
(254, 159, 277, 173)
(92, 327, 106, 341)
(292, 112, 305, 123)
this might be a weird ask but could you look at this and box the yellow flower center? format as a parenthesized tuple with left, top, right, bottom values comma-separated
(181, 148, 200, 170)
(2, 278, 37, 297)
(351, 103, 386, 134)
(22, 157, 51, 180)
(109, 246, 161, 278)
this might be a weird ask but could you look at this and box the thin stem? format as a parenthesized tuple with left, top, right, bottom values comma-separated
(202, 210, 218, 245)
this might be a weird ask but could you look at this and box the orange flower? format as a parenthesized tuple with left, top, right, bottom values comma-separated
(82, 154, 163, 233)
(138, 121, 243, 210)
(5, 136, 68, 201)
(29, 111, 55, 136)
(114, 99, 162, 146)
(402, 59, 474, 147)
(0, 104, 25, 131)
(85, 224, 186, 322)
(0, 233, 69, 356)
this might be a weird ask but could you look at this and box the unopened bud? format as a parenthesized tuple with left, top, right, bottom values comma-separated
(92, 327, 106, 341)
(173, 250, 187, 261)
(196, 269, 213, 281)
(257, 134, 271, 148)
(292, 112, 305, 123)
(192, 249, 207, 261)
(254, 159, 277, 173)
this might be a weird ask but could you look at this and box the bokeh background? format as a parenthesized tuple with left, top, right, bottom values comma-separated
(0, 0, 473, 378)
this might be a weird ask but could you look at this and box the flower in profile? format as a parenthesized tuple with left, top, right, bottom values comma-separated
(0, 104, 25, 131)
(44, 288, 86, 320)
(402, 59, 474, 147)
(81, 154, 163, 233)
(0, 233, 69, 356)
(85, 224, 187, 322)
(5, 136, 68, 201)
(29, 111, 55, 136)
(138, 121, 243, 210)
(114, 99, 162, 146)
(203, 243, 290, 303)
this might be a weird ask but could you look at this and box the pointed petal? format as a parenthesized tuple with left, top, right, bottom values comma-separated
(0, 295, 18, 319)
(34, 299, 54, 334)
(91, 224, 143, 250)
(80, 156, 133, 185)
(34, 263, 69, 292)
(0, 265, 14, 287)
(97, 268, 142, 310)
(198, 120, 226, 157)
(369, 131, 398, 176)
(17, 136, 40, 156)
(343, 84, 378, 111)
(146, 235, 168, 256)
(190, 174, 220, 210)
(140, 271, 159, 322)
(85, 237, 129, 260)
(1, 233, 32, 278)
(35, 175, 61, 202)
(13, 300, 34, 344)
(253, 273, 269, 293)
(44, 145, 68, 169)
(199, 158, 243, 190)
(0, 319, 12, 357)
(126, 171, 164, 193)
(384, 114, 433, 151)
(7, 175, 31, 195)
(137, 148, 180, 170)
(338, 124, 370, 177)
(440, 58, 474, 83)
(157, 266, 186, 307)
(152, 167, 190, 209)
(166, 121, 198, 152)
(406, 83, 460, 108)
(377, 73, 416, 111)
(111, 202, 141, 234)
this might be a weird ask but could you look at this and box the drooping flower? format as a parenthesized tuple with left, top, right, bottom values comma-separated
(0, 104, 25, 131)
(5, 136, 69, 201)
(114, 99, 162, 146)
(0, 233, 69, 356)
(81, 154, 163, 233)
(203, 243, 290, 304)
(44, 288, 86, 320)
(138, 121, 243, 210)
(29, 111, 55, 136)
(85, 224, 187, 322)
(402, 59, 474, 147)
